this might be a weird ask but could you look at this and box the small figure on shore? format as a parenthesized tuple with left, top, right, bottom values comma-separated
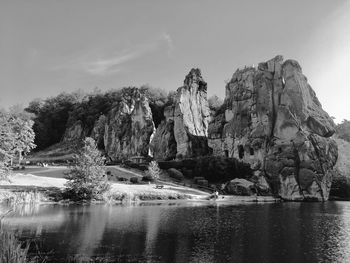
(210, 189, 219, 200)
(214, 190, 219, 199)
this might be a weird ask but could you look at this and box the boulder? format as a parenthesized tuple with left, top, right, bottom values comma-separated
(210, 56, 338, 201)
(225, 178, 256, 196)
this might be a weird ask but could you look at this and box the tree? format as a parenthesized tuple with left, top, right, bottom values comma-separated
(208, 95, 224, 111)
(65, 137, 110, 200)
(0, 110, 36, 166)
(336, 119, 350, 143)
(147, 161, 161, 181)
(25, 92, 80, 150)
(9, 116, 36, 165)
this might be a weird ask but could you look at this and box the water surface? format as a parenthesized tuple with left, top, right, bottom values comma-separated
(1, 201, 350, 263)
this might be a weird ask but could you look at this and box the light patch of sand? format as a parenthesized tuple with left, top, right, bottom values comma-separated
(1, 173, 66, 188)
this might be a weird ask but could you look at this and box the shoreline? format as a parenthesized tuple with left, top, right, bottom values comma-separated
(0, 172, 281, 205)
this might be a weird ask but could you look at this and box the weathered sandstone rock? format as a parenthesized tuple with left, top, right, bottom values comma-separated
(151, 69, 211, 160)
(104, 88, 155, 161)
(62, 120, 85, 142)
(149, 120, 177, 160)
(209, 56, 338, 201)
(90, 115, 106, 148)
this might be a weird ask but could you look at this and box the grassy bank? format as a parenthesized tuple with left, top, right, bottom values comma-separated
(0, 172, 207, 205)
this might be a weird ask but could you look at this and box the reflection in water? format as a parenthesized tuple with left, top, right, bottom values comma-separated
(1, 202, 350, 263)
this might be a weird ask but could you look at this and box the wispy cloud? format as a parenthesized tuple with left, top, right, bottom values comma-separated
(83, 49, 145, 75)
(54, 33, 174, 76)
(161, 32, 174, 56)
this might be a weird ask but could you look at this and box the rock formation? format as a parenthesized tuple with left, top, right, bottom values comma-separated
(151, 68, 211, 160)
(149, 105, 177, 160)
(62, 120, 85, 142)
(90, 115, 107, 148)
(174, 68, 211, 157)
(104, 88, 155, 160)
(209, 55, 338, 201)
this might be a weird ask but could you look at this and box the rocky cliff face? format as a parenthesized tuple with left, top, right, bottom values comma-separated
(104, 88, 155, 160)
(149, 105, 177, 160)
(150, 69, 211, 160)
(174, 69, 211, 157)
(209, 56, 338, 201)
(62, 120, 85, 142)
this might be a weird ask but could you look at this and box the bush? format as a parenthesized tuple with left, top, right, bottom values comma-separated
(197, 179, 209, 187)
(64, 137, 110, 201)
(159, 156, 253, 183)
(167, 168, 184, 181)
(330, 174, 350, 198)
(332, 138, 350, 198)
(142, 175, 155, 182)
(193, 177, 205, 183)
(130, 177, 139, 184)
(117, 177, 128, 181)
(0, 162, 11, 182)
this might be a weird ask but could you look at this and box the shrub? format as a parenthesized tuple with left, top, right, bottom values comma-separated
(193, 177, 205, 184)
(130, 177, 139, 184)
(0, 162, 11, 182)
(159, 156, 253, 183)
(64, 137, 110, 201)
(117, 177, 128, 182)
(167, 168, 184, 181)
(197, 179, 209, 187)
(142, 175, 154, 182)
(330, 173, 350, 198)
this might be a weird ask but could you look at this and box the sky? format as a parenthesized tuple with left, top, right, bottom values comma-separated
(0, 0, 349, 123)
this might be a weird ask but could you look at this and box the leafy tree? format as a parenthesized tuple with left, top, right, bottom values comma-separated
(65, 137, 110, 200)
(25, 92, 80, 150)
(208, 95, 224, 111)
(336, 119, 350, 142)
(0, 110, 36, 167)
(146, 161, 161, 181)
(0, 112, 13, 180)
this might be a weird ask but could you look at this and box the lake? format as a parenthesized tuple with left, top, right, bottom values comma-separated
(1, 201, 350, 263)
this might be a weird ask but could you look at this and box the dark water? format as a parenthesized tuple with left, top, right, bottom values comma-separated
(1, 201, 350, 263)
